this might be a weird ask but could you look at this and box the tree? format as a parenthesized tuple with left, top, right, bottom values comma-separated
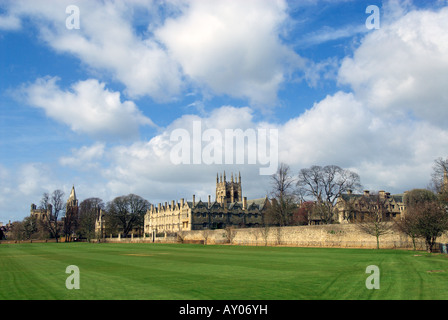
(429, 157, 448, 205)
(79, 198, 104, 241)
(297, 165, 362, 224)
(429, 157, 448, 194)
(293, 201, 315, 225)
(400, 188, 438, 250)
(406, 196, 448, 253)
(395, 210, 420, 251)
(356, 194, 393, 249)
(64, 207, 78, 243)
(265, 163, 297, 226)
(404, 188, 437, 208)
(22, 216, 38, 240)
(40, 190, 65, 242)
(106, 194, 150, 238)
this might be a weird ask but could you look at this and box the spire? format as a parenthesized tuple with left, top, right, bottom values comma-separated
(69, 185, 76, 201)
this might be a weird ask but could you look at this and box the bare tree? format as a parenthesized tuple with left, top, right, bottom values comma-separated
(40, 190, 65, 242)
(266, 163, 297, 226)
(106, 194, 150, 238)
(429, 157, 448, 194)
(356, 194, 393, 249)
(297, 165, 362, 224)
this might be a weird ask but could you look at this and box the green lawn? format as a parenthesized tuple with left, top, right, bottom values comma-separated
(1, 242, 447, 300)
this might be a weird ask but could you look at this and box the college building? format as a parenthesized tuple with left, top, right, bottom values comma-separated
(144, 172, 270, 235)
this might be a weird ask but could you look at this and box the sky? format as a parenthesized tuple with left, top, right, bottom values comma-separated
(1, 0, 448, 223)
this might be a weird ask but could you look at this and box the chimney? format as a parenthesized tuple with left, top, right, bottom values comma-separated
(243, 197, 247, 210)
(208, 195, 211, 207)
(379, 190, 385, 198)
(181, 198, 184, 207)
(364, 190, 370, 197)
(193, 195, 195, 207)
(347, 189, 352, 195)
(171, 200, 175, 210)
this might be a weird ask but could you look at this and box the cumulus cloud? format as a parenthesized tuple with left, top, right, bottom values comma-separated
(22, 77, 154, 140)
(155, 0, 304, 106)
(339, 6, 448, 127)
(3, 0, 304, 106)
(59, 143, 106, 169)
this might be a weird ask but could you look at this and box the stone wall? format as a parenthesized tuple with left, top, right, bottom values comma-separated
(181, 223, 448, 250)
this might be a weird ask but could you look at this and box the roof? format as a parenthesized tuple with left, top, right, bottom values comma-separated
(339, 192, 404, 204)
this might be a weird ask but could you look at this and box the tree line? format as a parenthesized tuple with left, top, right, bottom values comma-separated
(8, 193, 151, 242)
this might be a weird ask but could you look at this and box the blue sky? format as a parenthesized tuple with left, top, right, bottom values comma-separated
(1, 0, 448, 223)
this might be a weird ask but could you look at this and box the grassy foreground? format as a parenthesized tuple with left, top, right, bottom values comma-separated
(1, 242, 447, 300)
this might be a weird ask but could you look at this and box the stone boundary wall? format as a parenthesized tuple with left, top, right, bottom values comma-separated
(181, 223, 448, 250)
(3, 224, 448, 250)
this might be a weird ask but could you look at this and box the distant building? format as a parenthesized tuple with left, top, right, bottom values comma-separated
(64, 186, 79, 241)
(30, 203, 52, 221)
(335, 189, 406, 223)
(144, 172, 270, 235)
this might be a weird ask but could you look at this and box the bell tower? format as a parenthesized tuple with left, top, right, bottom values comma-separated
(65, 185, 79, 238)
(216, 171, 242, 204)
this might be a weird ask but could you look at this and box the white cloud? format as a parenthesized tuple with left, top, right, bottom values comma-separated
(4, 0, 304, 106)
(339, 6, 448, 127)
(59, 143, 106, 169)
(17, 163, 55, 196)
(0, 13, 21, 30)
(22, 77, 154, 140)
(155, 0, 304, 107)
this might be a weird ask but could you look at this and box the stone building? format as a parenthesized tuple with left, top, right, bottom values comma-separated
(334, 189, 406, 223)
(144, 172, 270, 235)
(65, 186, 79, 220)
(95, 208, 107, 238)
(64, 186, 79, 240)
(30, 203, 52, 220)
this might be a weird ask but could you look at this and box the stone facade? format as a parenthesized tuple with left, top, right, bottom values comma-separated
(65, 186, 79, 221)
(30, 203, 52, 221)
(144, 172, 269, 235)
(334, 189, 406, 223)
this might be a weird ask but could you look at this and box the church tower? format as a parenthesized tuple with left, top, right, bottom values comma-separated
(67, 185, 78, 209)
(65, 185, 79, 241)
(216, 171, 242, 204)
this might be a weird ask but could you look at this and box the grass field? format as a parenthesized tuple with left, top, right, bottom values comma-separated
(1, 242, 448, 300)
